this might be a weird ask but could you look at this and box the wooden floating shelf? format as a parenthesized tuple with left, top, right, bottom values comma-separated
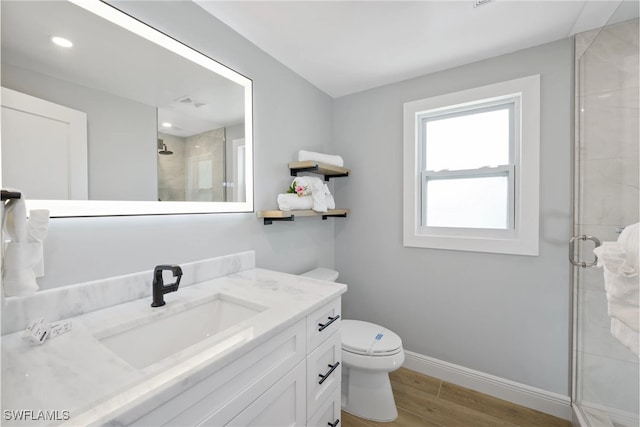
(289, 161, 350, 181)
(257, 209, 350, 225)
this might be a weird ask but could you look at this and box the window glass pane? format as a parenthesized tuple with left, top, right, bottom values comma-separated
(426, 176, 508, 229)
(425, 108, 510, 171)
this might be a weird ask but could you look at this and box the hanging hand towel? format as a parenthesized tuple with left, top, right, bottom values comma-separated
(594, 223, 639, 304)
(27, 209, 50, 278)
(2, 194, 50, 297)
(593, 223, 640, 351)
(298, 150, 344, 167)
(611, 317, 639, 357)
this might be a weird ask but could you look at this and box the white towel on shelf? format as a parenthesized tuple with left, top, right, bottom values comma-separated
(277, 194, 313, 211)
(326, 194, 336, 210)
(2, 193, 50, 297)
(291, 176, 329, 213)
(611, 317, 639, 357)
(323, 184, 336, 210)
(298, 150, 344, 167)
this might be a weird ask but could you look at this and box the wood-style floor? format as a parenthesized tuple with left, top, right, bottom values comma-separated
(341, 368, 572, 427)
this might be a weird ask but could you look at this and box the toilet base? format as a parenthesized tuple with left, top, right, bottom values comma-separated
(341, 366, 398, 422)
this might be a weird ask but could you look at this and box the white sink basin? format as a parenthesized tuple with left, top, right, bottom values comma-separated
(97, 294, 266, 369)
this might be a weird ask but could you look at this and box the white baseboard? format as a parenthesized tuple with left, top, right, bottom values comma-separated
(402, 350, 572, 420)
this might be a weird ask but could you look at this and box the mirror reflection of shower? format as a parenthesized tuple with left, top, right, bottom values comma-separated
(158, 139, 173, 155)
(157, 124, 245, 203)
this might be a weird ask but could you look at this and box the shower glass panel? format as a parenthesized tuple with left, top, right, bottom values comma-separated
(572, 3, 639, 426)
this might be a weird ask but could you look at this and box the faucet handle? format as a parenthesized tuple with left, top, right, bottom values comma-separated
(154, 264, 182, 276)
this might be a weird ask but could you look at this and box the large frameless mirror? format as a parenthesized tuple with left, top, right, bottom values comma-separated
(1, 0, 253, 216)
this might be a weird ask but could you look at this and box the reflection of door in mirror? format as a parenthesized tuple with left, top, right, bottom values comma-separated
(1, 87, 88, 200)
(226, 123, 246, 203)
(232, 139, 246, 203)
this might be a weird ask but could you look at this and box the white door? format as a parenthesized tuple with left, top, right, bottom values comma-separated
(1, 87, 88, 199)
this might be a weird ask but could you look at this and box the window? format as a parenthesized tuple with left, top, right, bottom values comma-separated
(403, 75, 540, 255)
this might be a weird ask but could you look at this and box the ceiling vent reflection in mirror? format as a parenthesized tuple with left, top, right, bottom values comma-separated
(177, 96, 208, 109)
(0, 0, 253, 217)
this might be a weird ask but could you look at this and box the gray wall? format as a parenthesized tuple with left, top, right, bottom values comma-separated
(332, 39, 574, 395)
(34, 0, 335, 290)
(1, 64, 157, 201)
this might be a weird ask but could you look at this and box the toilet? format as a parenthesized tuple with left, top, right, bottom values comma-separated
(301, 268, 405, 422)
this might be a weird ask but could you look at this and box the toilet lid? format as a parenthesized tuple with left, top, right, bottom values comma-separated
(342, 320, 402, 356)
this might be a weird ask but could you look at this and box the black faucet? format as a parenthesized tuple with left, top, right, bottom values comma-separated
(151, 265, 183, 307)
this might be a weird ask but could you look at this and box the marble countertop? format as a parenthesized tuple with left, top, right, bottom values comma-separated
(1, 268, 346, 426)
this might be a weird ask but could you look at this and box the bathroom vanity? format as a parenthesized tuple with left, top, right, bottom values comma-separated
(1, 252, 346, 426)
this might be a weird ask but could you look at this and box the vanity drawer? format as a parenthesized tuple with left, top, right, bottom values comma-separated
(223, 360, 306, 426)
(132, 319, 305, 426)
(307, 384, 341, 427)
(306, 330, 341, 418)
(307, 297, 341, 352)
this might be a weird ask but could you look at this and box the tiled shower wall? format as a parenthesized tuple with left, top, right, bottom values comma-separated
(574, 18, 639, 426)
(157, 128, 226, 202)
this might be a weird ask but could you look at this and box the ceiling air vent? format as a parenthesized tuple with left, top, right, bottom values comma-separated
(175, 95, 207, 108)
(473, 0, 495, 7)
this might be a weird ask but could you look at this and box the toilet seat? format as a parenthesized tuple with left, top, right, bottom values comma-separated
(341, 320, 402, 356)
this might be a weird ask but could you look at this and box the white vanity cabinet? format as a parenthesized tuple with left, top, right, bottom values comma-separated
(305, 298, 342, 426)
(128, 296, 342, 427)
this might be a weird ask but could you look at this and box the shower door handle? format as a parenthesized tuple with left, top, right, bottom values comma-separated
(569, 235, 601, 268)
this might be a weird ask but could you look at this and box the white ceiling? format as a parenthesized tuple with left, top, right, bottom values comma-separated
(195, 0, 636, 98)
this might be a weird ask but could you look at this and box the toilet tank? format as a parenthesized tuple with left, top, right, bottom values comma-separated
(300, 268, 339, 282)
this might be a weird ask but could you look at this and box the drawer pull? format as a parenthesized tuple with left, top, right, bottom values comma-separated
(328, 419, 340, 427)
(318, 314, 341, 332)
(318, 361, 340, 385)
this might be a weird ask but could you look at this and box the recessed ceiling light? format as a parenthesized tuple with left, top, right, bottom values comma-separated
(51, 36, 73, 48)
(162, 122, 172, 128)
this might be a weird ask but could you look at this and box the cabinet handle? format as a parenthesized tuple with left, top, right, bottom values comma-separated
(318, 361, 340, 385)
(328, 419, 340, 427)
(318, 314, 341, 332)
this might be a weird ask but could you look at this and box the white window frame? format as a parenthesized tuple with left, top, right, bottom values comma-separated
(403, 75, 540, 255)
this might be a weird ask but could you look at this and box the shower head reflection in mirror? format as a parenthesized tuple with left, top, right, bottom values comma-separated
(0, 0, 253, 216)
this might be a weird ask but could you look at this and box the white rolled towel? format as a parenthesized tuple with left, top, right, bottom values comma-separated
(293, 176, 328, 212)
(298, 150, 344, 167)
(277, 194, 313, 211)
(323, 184, 335, 210)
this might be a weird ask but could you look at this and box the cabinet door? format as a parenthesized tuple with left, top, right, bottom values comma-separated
(224, 361, 306, 427)
(307, 331, 341, 417)
(307, 384, 341, 427)
(133, 320, 305, 426)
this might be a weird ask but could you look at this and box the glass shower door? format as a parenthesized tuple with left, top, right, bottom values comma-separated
(572, 4, 639, 426)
